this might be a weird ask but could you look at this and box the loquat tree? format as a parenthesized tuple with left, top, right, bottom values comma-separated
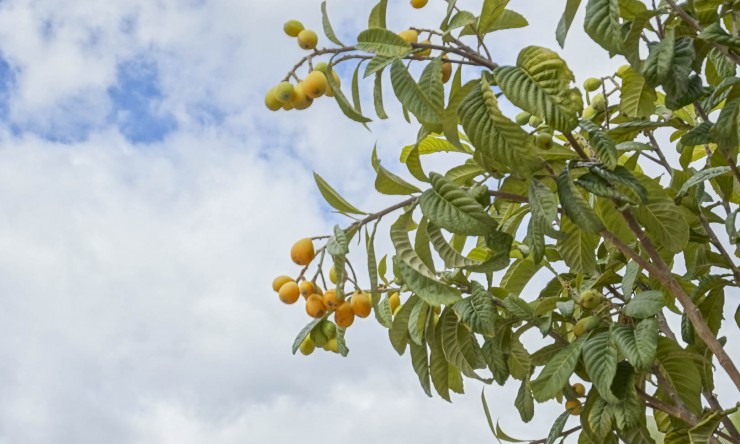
(267, 1, 740, 442)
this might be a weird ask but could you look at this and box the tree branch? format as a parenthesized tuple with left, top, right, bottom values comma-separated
(664, 0, 740, 66)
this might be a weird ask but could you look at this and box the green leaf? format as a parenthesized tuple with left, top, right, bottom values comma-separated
(351, 62, 363, 113)
(580, 120, 618, 169)
(710, 98, 740, 153)
(389, 295, 419, 355)
(408, 301, 430, 345)
(480, 9, 528, 33)
(479, 0, 510, 35)
(589, 397, 615, 441)
(642, 29, 676, 87)
(414, 217, 436, 272)
(656, 338, 703, 415)
(680, 122, 713, 147)
(440, 309, 471, 371)
(357, 28, 412, 57)
(292, 317, 323, 355)
(515, 378, 535, 423)
(367, 0, 387, 28)
(430, 320, 451, 401)
(576, 173, 635, 203)
(454, 281, 498, 337)
(531, 338, 585, 401)
(501, 257, 542, 296)
(446, 10, 476, 31)
(373, 71, 388, 120)
(558, 169, 605, 233)
(583, 331, 618, 403)
(688, 411, 723, 444)
(584, 0, 622, 54)
(390, 60, 443, 127)
(326, 67, 373, 124)
(398, 260, 462, 306)
(699, 22, 740, 49)
(590, 165, 648, 203)
(321, 1, 344, 46)
(327, 224, 350, 256)
(409, 340, 433, 397)
(400, 135, 470, 161)
(420, 172, 497, 235)
(457, 78, 542, 176)
(372, 148, 422, 195)
(611, 318, 658, 372)
(545, 410, 573, 444)
(559, 215, 599, 274)
(623, 291, 664, 319)
(619, 67, 657, 118)
(494, 46, 581, 132)
(364, 55, 407, 78)
(633, 178, 690, 253)
(556, 0, 582, 48)
(419, 57, 445, 111)
(508, 337, 532, 380)
(313, 172, 366, 214)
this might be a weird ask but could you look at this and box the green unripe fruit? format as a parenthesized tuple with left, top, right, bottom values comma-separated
(529, 115, 543, 127)
(616, 64, 631, 77)
(300, 336, 315, 355)
(320, 320, 337, 339)
(591, 93, 606, 111)
(515, 111, 531, 126)
(310, 328, 329, 348)
(583, 77, 602, 92)
(579, 290, 605, 310)
(297, 29, 318, 50)
(283, 20, 304, 37)
(264, 88, 282, 111)
(536, 132, 553, 150)
(537, 124, 553, 134)
(324, 337, 339, 353)
(582, 106, 596, 120)
(274, 82, 295, 103)
(573, 316, 601, 337)
(314, 62, 328, 72)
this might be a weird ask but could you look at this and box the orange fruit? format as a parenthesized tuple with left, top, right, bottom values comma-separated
(388, 292, 400, 313)
(278, 281, 300, 304)
(291, 238, 315, 266)
(335, 301, 355, 328)
(306, 294, 327, 318)
(272, 275, 293, 292)
(565, 400, 582, 415)
(299, 281, 316, 298)
(323, 288, 341, 310)
(572, 383, 586, 397)
(350, 291, 372, 318)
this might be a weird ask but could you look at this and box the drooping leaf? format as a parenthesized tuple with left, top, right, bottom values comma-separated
(584, 0, 622, 54)
(611, 318, 658, 372)
(558, 169, 605, 233)
(619, 67, 657, 118)
(430, 319, 451, 401)
(391, 60, 443, 127)
(372, 147, 422, 195)
(698, 22, 740, 49)
(531, 338, 585, 401)
(545, 410, 573, 444)
(314, 172, 366, 214)
(409, 340, 433, 397)
(356, 28, 412, 57)
(656, 338, 703, 415)
(389, 295, 419, 355)
(398, 259, 462, 306)
(321, 1, 344, 46)
(453, 282, 498, 337)
(583, 331, 618, 403)
(633, 177, 690, 253)
(501, 257, 542, 296)
(556, 0, 582, 48)
(580, 120, 618, 169)
(559, 215, 599, 275)
(420, 172, 497, 235)
(515, 378, 535, 422)
(292, 317, 323, 355)
(326, 67, 373, 124)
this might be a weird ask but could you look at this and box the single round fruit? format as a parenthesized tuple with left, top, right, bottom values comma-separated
(579, 290, 605, 310)
(314, 62, 328, 72)
(388, 292, 401, 313)
(572, 383, 586, 397)
(335, 301, 355, 328)
(398, 29, 419, 44)
(583, 77, 602, 92)
(265, 88, 282, 111)
(274, 82, 295, 103)
(299, 281, 316, 297)
(278, 281, 301, 304)
(350, 291, 372, 318)
(303, 71, 328, 98)
(281, 101, 294, 111)
(320, 320, 337, 339)
(297, 29, 318, 50)
(272, 275, 293, 292)
(573, 316, 601, 337)
(417, 40, 432, 57)
(324, 337, 339, 353)
(306, 294, 327, 318)
(291, 238, 315, 266)
(299, 336, 315, 355)
(411, 0, 428, 8)
(582, 105, 596, 120)
(324, 70, 340, 97)
(441, 62, 452, 84)
(291, 83, 313, 110)
(515, 111, 531, 126)
(536, 132, 554, 150)
(283, 20, 304, 37)
(529, 115, 543, 127)
(310, 327, 328, 348)
(591, 93, 606, 111)
(565, 400, 582, 415)
(323, 288, 340, 310)
(329, 266, 337, 284)
(616, 64, 631, 77)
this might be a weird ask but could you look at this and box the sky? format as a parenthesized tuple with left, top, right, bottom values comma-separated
(0, 0, 736, 443)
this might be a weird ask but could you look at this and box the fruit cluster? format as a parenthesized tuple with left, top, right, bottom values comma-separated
(565, 383, 587, 415)
(271, 237, 376, 356)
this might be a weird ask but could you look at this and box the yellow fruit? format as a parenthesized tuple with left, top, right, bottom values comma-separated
(392, 303, 403, 317)
(398, 29, 419, 44)
(303, 71, 328, 99)
(278, 281, 301, 304)
(417, 40, 432, 57)
(433, 313, 440, 327)
(579, 290, 604, 310)
(299, 336, 315, 355)
(264, 88, 282, 111)
(291, 238, 315, 266)
(297, 29, 318, 50)
(335, 301, 355, 328)
(582, 105, 596, 120)
(329, 266, 337, 284)
(273, 81, 295, 103)
(272, 275, 293, 292)
(565, 400, 582, 415)
(350, 291, 372, 318)
(284, 20, 304, 37)
(291, 83, 313, 110)
(441, 62, 452, 83)
(324, 337, 339, 353)
(306, 294, 327, 318)
(310, 328, 328, 348)
(572, 383, 586, 397)
(583, 77, 602, 92)
(323, 288, 341, 310)
(515, 111, 531, 126)
(536, 132, 553, 150)
(281, 101, 294, 111)
(299, 281, 316, 298)
(411, 0, 428, 8)
(529, 115, 543, 127)
(320, 320, 337, 339)
(389, 292, 401, 313)
(573, 316, 601, 337)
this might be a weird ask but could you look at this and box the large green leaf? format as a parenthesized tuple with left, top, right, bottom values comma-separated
(559, 215, 599, 275)
(479, 9, 528, 33)
(508, 337, 532, 380)
(478, 0, 510, 34)
(420, 172, 497, 235)
(580, 120, 618, 169)
(656, 338, 703, 415)
(528, 179, 558, 263)
(623, 290, 664, 319)
(408, 301, 430, 346)
(584, 0, 622, 54)
(457, 78, 541, 176)
(698, 22, 740, 49)
(321, 1, 344, 46)
(515, 378, 535, 422)
(633, 177, 690, 254)
(419, 57, 445, 112)
(642, 29, 676, 87)
(583, 331, 618, 403)
(611, 318, 658, 372)
(545, 410, 573, 444)
(367, 0, 387, 28)
(453, 282, 498, 337)
(389, 295, 419, 355)
(501, 257, 542, 296)
(558, 169, 605, 233)
(292, 318, 323, 355)
(430, 320, 451, 401)
(371, 147, 421, 195)
(391, 60, 443, 127)
(531, 338, 585, 401)
(409, 340, 432, 397)
(313, 172, 366, 214)
(494, 46, 581, 132)
(688, 411, 723, 444)
(326, 67, 373, 124)
(619, 66, 657, 118)
(356, 28, 411, 56)
(400, 135, 470, 162)
(398, 259, 462, 306)
(391, 211, 433, 276)
(556, 0, 582, 48)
